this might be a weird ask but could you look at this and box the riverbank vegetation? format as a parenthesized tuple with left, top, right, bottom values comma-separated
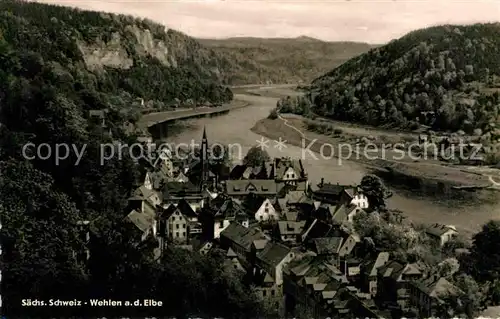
(0, 1, 262, 317)
(199, 37, 374, 85)
(275, 94, 500, 166)
(307, 24, 500, 137)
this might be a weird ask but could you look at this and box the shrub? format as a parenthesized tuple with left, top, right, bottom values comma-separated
(268, 108, 278, 120)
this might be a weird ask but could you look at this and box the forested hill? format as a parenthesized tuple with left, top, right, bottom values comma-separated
(0, 0, 233, 112)
(308, 24, 500, 134)
(199, 37, 374, 85)
(0, 2, 264, 318)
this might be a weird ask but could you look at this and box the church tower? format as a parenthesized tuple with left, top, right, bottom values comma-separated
(200, 126, 209, 189)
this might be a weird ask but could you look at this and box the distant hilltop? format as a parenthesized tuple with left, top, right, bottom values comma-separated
(198, 36, 375, 85)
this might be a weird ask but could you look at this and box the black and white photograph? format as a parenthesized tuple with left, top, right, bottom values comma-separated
(1, 0, 500, 317)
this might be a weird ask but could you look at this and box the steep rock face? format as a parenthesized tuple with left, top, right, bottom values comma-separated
(77, 32, 134, 70)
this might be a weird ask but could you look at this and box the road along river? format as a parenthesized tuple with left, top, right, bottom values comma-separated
(161, 88, 499, 235)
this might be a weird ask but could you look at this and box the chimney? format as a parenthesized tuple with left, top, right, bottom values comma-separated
(320, 178, 324, 187)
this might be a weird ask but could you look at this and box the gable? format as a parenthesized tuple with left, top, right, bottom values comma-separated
(246, 182, 257, 192)
(144, 172, 153, 186)
(169, 209, 186, 221)
(442, 229, 458, 237)
(283, 167, 297, 178)
(260, 199, 273, 210)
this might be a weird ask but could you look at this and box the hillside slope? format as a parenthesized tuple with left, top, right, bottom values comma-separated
(1, 0, 233, 116)
(308, 24, 500, 134)
(199, 37, 374, 85)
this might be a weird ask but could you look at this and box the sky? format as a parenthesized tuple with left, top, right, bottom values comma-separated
(35, 0, 500, 44)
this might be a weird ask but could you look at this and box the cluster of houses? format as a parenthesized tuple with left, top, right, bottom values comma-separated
(118, 128, 462, 318)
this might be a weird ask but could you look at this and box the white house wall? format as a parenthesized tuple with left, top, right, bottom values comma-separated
(255, 199, 280, 221)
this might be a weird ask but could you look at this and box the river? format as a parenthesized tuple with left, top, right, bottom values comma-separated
(163, 88, 499, 235)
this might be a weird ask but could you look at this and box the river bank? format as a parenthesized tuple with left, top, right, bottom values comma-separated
(252, 115, 500, 204)
(138, 99, 249, 130)
(148, 85, 499, 235)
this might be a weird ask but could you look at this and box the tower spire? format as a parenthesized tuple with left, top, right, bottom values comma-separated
(200, 126, 209, 191)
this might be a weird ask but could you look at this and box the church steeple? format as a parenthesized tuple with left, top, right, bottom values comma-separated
(200, 126, 209, 189)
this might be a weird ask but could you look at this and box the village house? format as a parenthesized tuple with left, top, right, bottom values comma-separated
(312, 203, 336, 222)
(408, 275, 462, 318)
(251, 197, 282, 222)
(282, 255, 383, 318)
(283, 211, 299, 222)
(163, 181, 205, 212)
(253, 242, 295, 298)
(311, 179, 361, 206)
(425, 224, 458, 247)
(168, 171, 190, 183)
(275, 220, 306, 245)
(340, 187, 369, 209)
(376, 260, 424, 312)
(229, 161, 274, 180)
(157, 199, 201, 246)
(125, 209, 156, 242)
(331, 203, 365, 225)
(301, 219, 334, 243)
(272, 157, 308, 186)
(153, 148, 174, 178)
(225, 247, 245, 271)
(219, 222, 268, 268)
(225, 179, 281, 199)
(201, 196, 249, 239)
(310, 231, 360, 273)
(360, 252, 390, 297)
(128, 182, 162, 218)
(198, 241, 214, 255)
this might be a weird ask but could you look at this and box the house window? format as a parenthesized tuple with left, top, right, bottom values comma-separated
(219, 221, 224, 228)
(182, 232, 186, 237)
(265, 208, 269, 213)
(183, 224, 186, 229)
(259, 216, 264, 221)
(173, 216, 176, 221)
(175, 232, 179, 237)
(176, 224, 179, 229)
(234, 264, 238, 269)
(271, 290, 275, 296)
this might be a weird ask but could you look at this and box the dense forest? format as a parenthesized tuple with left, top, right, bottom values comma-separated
(200, 36, 374, 85)
(307, 24, 500, 134)
(0, 1, 264, 317)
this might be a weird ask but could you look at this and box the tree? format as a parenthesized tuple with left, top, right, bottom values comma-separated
(268, 108, 278, 119)
(452, 274, 489, 318)
(0, 161, 88, 317)
(243, 146, 270, 167)
(359, 174, 392, 210)
(468, 220, 500, 282)
(438, 258, 460, 277)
